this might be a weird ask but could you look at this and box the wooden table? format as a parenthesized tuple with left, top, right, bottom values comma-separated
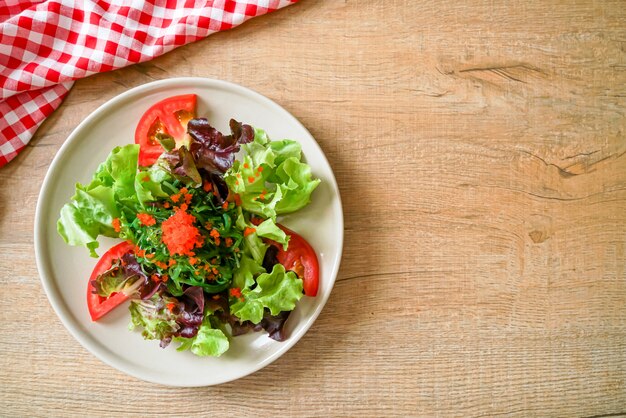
(2, 1, 625, 416)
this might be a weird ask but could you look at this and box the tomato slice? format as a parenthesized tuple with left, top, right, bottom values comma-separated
(87, 241, 134, 321)
(261, 222, 319, 296)
(135, 94, 197, 166)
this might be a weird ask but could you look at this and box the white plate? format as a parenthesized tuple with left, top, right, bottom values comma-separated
(34, 78, 343, 387)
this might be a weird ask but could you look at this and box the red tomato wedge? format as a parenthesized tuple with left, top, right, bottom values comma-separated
(87, 241, 134, 321)
(275, 225, 319, 296)
(252, 218, 319, 296)
(135, 94, 197, 166)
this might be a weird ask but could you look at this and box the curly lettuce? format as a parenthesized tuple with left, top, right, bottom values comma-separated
(57, 144, 171, 257)
(229, 264, 303, 324)
(230, 207, 289, 290)
(224, 128, 320, 220)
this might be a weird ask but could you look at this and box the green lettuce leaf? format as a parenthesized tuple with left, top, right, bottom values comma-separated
(226, 155, 278, 218)
(57, 144, 172, 257)
(255, 218, 289, 250)
(246, 128, 301, 166)
(243, 128, 275, 167)
(230, 264, 303, 324)
(269, 139, 302, 166)
(273, 157, 320, 214)
(230, 206, 290, 291)
(235, 207, 267, 264)
(232, 254, 265, 289)
(233, 208, 287, 262)
(175, 327, 229, 357)
(224, 129, 319, 220)
(93, 144, 139, 205)
(128, 295, 179, 342)
(57, 184, 120, 257)
(134, 164, 170, 207)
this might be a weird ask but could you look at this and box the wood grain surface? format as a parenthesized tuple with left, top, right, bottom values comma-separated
(1, 1, 626, 416)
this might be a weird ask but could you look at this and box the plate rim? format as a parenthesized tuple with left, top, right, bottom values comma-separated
(34, 77, 344, 387)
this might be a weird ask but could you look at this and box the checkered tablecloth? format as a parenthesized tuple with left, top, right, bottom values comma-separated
(0, 0, 297, 167)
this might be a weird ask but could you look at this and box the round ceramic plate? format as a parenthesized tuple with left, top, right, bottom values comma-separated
(34, 77, 343, 386)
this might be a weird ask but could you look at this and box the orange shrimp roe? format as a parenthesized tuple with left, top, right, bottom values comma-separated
(161, 208, 204, 256)
(229, 287, 244, 301)
(170, 187, 192, 206)
(137, 213, 156, 226)
(112, 218, 121, 233)
(154, 260, 168, 269)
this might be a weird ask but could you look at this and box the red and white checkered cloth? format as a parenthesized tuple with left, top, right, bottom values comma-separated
(0, 0, 297, 167)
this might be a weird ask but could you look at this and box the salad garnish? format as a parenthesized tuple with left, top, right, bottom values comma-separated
(57, 94, 320, 357)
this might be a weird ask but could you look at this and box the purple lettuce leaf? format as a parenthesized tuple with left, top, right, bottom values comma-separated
(159, 146, 202, 186)
(188, 118, 254, 175)
(204, 172, 230, 205)
(205, 292, 229, 314)
(129, 286, 207, 347)
(91, 253, 150, 298)
(216, 304, 293, 342)
(259, 310, 291, 341)
(174, 286, 205, 338)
